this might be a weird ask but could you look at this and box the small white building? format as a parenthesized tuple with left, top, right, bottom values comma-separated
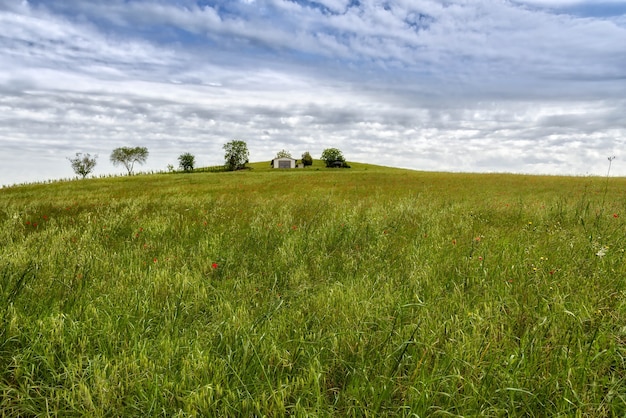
(271, 157, 298, 169)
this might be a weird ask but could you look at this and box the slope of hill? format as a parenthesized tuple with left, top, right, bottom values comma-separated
(1, 166, 625, 416)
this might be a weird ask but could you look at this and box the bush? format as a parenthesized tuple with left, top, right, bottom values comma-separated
(223, 140, 249, 171)
(178, 153, 195, 172)
(301, 151, 313, 167)
(68, 153, 97, 179)
(275, 149, 292, 159)
(110, 146, 149, 175)
(321, 148, 346, 168)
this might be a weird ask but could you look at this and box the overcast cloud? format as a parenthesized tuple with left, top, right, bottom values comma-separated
(1, 0, 625, 185)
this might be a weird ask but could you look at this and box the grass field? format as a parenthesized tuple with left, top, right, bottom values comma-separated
(1, 162, 625, 416)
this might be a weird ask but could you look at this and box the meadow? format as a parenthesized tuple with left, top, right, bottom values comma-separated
(1, 161, 625, 416)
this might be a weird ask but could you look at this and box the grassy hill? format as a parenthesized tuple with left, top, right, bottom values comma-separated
(1, 164, 626, 416)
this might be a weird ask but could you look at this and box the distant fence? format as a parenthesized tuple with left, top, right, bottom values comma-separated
(193, 165, 229, 173)
(1, 166, 234, 188)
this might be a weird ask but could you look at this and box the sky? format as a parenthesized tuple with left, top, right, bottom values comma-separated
(1, 0, 625, 185)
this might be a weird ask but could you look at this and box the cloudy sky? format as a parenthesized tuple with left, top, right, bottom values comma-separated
(1, 0, 625, 185)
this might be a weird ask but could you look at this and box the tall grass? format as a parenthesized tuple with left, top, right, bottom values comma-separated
(1, 166, 625, 416)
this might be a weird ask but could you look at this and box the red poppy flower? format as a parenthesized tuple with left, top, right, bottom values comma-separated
(211, 263, 218, 269)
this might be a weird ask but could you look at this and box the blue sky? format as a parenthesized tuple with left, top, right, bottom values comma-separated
(1, 0, 625, 185)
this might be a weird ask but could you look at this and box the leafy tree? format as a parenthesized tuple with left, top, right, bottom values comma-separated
(110, 146, 149, 175)
(223, 140, 249, 171)
(320, 148, 346, 167)
(275, 149, 292, 159)
(68, 152, 97, 179)
(178, 152, 195, 172)
(301, 151, 313, 167)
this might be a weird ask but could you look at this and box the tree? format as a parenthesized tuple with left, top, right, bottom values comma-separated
(68, 152, 97, 179)
(301, 151, 313, 167)
(223, 140, 249, 171)
(320, 148, 346, 167)
(178, 152, 195, 172)
(110, 146, 149, 175)
(275, 149, 291, 159)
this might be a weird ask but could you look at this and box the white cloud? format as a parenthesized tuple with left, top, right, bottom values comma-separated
(0, 0, 625, 185)
(516, 0, 625, 6)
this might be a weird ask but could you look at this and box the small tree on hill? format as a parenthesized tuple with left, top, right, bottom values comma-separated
(321, 148, 346, 167)
(68, 152, 97, 179)
(178, 152, 195, 172)
(110, 146, 149, 175)
(223, 140, 249, 171)
(275, 149, 291, 159)
(301, 151, 313, 167)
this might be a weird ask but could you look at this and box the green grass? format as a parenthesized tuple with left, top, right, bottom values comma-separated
(1, 163, 626, 416)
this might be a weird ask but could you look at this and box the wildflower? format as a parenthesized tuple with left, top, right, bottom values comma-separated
(292, 225, 297, 230)
(42, 215, 48, 221)
(549, 269, 555, 275)
(478, 256, 483, 261)
(153, 258, 158, 263)
(614, 213, 619, 218)
(211, 262, 218, 269)
(596, 247, 607, 257)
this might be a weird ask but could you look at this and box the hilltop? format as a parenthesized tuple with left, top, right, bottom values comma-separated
(1, 162, 625, 416)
